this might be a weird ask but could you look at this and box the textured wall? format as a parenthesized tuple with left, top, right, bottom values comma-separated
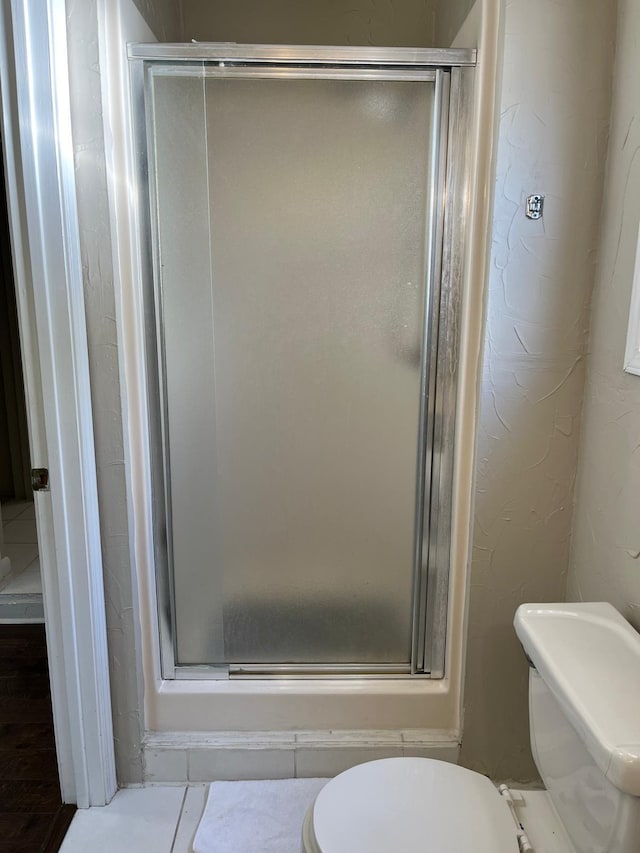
(460, 0, 615, 781)
(65, 0, 181, 785)
(181, 0, 436, 45)
(568, 0, 640, 631)
(434, 0, 476, 47)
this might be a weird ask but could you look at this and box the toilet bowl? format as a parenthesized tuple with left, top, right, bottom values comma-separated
(301, 603, 640, 853)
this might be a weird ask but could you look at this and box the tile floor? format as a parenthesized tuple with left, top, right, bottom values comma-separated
(0, 501, 42, 615)
(60, 786, 207, 853)
(58, 784, 574, 853)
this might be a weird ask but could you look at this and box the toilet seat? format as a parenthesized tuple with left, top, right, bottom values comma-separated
(302, 757, 520, 853)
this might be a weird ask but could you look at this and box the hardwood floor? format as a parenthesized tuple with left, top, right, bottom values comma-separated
(0, 624, 75, 852)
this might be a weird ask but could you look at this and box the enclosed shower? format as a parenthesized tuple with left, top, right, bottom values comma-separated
(131, 44, 473, 682)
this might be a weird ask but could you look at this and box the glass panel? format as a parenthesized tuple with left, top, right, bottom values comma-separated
(151, 72, 226, 661)
(149, 68, 435, 666)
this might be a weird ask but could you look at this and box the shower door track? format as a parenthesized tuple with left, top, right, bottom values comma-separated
(131, 44, 473, 682)
(176, 663, 413, 681)
(128, 43, 476, 66)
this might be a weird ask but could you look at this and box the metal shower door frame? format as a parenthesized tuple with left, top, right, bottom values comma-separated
(129, 44, 474, 681)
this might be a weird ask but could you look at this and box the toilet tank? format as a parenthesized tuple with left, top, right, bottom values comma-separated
(515, 603, 640, 853)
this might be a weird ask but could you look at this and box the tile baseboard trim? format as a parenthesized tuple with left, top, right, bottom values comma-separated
(142, 729, 461, 783)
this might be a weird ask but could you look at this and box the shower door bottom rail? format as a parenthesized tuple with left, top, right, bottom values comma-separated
(174, 662, 418, 680)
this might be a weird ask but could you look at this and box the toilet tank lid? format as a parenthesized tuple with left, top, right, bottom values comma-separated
(515, 602, 640, 797)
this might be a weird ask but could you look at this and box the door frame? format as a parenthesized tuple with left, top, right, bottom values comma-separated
(0, 0, 116, 806)
(130, 44, 473, 682)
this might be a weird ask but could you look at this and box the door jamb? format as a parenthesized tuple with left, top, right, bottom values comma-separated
(0, 0, 117, 806)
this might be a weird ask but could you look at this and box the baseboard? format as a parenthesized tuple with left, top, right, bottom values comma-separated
(142, 729, 461, 783)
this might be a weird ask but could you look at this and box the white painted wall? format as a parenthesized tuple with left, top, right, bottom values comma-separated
(568, 0, 640, 630)
(460, 0, 615, 781)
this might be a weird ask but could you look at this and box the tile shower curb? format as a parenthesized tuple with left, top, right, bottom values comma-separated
(142, 729, 461, 783)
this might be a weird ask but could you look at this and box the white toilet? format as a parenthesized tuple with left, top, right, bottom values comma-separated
(301, 602, 640, 852)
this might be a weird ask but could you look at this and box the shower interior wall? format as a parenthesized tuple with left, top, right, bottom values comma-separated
(135, 0, 477, 49)
(178, 0, 439, 46)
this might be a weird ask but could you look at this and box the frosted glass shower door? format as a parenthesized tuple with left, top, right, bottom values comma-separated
(146, 64, 442, 670)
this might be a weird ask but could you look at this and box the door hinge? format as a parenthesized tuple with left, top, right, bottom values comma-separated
(31, 468, 49, 492)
